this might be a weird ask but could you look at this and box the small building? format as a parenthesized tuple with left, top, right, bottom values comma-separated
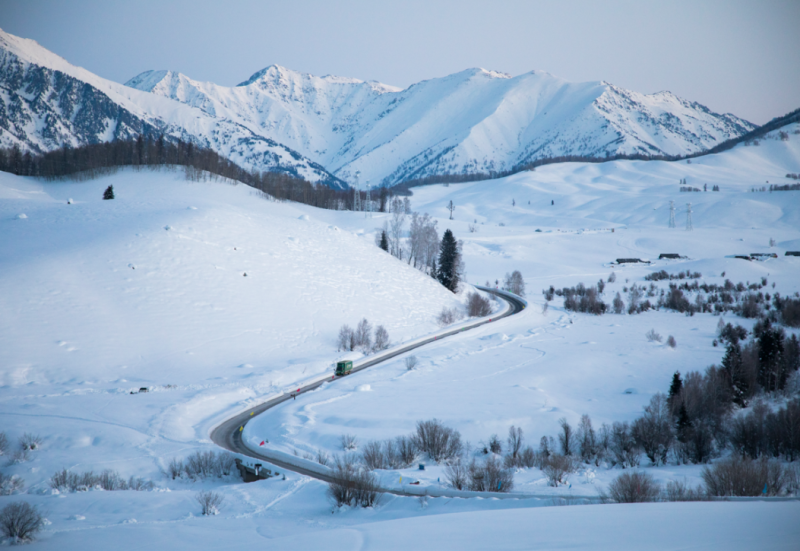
(615, 258, 651, 264)
(658, 253, 683, 259)
(786, 251, 800, 257)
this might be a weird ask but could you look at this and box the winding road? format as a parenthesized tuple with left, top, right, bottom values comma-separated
(209, 286, 545, 499)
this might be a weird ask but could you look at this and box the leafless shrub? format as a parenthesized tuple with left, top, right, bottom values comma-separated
(631, 393, 673, 466)
(373, 325, 390, 351)
(608, 272, 617, 283)
(541, 302, 548, 314)
(0, 502, 45, 542)
(19, 433, 41, 452)
(664, 478, 706, 501)
(0, 474, 24, 496)
(506, 426, 523, 464)
(784, 463, 800, 496)
(98, 469, 127, 491)
(558, 418, 575, 456)
(195, 491, 223, 515)
(436, 306, 461, 326)
(467, 292, 492, 317)
(181, 451, 236, 479)
(612, 292, 624, 314)
(468, 456, 514, 492)
(646, 329, 663, 343)
(394, 435, 418, 466)
(542, 454, 576, 486)
(518, 446, 537, 468)
(667, 335, 677, 348)
(576, 414, 598, 464)
(503, 270, 526, 297)
(361, 441, 385, 470)
(468, 223, 478, 233)
(413, 419, 463, 463)
(340, 434, 358, 451)
(327, 454, 382, 508)
(126, 476, 154, 491)
(607, 471, 661, 503)
(445, 459, 468, 490)
(404, 355, 418, 370)
(0, 432, 7, 455)
(167, 457, 184, 479)
(8, 448, 29, 465)
(701, 457, 787, 497)
(316, 449, 330, 467)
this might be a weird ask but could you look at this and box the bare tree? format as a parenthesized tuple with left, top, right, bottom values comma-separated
(373, 325, 390, 351)
(503, 271, 526, 297)
(445, 459, 468, 490)
(507, 426, 524, 463)
(338, 324, 354, 351)
(558, 418, 575, 456)
(576, 414, 597, 464)
(542, 454, 575, 486)
(0, 502, 45, 542)
(631, 393, 673, 466)
(354, 319, 372, 352)
(467, 292, 492, 317)
(195, 491, 224, 515)
(404, 356, 418, 370)
(447, 200, 455, 220)
(389, 198, 406, 259)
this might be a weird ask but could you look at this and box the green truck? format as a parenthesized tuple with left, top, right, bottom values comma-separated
(335, 360, 353, 377)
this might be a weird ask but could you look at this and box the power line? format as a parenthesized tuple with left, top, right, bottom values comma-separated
(669, 200, 676, 228)
(686, 202, 693, 231)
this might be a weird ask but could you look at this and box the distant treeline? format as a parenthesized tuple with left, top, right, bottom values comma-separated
(0, 138, 398, 211)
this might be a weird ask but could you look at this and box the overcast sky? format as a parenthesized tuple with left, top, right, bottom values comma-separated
(2, 0, 797, 124)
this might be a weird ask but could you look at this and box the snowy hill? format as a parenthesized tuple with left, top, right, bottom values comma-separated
(0, 29, 346, 188)
(0, 121, 798, 550)
(0, 28, 755, 190)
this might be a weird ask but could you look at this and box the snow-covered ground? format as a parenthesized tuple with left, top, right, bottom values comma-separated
(1, 125, 799, 548)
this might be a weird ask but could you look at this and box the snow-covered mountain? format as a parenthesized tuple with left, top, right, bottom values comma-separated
(0, 29, 346, 188)
(0, 28, 756, 188)
(127, 65, 756, 186)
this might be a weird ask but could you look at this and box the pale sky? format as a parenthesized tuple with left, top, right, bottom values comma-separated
(1, 0, 798, 124)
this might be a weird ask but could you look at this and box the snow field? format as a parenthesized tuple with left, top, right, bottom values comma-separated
(1, 125, 799, 548)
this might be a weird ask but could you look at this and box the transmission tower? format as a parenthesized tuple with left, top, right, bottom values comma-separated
(686, 203, 693, 231)
(669, 200, 676, 228)
(365, 183, 372, 218)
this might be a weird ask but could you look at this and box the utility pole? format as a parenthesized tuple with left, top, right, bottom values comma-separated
(669, 200, 676, 228)
(365, 182, 372, 218)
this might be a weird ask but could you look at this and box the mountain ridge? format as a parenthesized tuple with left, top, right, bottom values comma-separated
(0, 28, 757, 188)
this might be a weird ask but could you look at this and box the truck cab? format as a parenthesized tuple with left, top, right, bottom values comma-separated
(335, 360, 353, 376)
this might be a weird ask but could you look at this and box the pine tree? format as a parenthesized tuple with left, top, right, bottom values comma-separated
(436, 229, 460, 293)
(103, 185, 114, 200)
(758, 323, 785, 392)
(676, 403, 691, 443)
(722, 341, 748, 407)
(379, 230, 389, 252)
(667, 371, 682, 411)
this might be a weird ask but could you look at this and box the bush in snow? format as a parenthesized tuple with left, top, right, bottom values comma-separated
(612, 292, 625, 314)
(608, 421, 641, 468)
(436, 306, 461, 326)
(340, 434, 358, 451)
(18, 433, 41, 452)
(606, 471, 661, 503)
(646, 329, 663, 343)
(467, 292, 492, 317)
(103, 185, 114, 200)
(701, 457, 788, 497)
(0, 502, 45, 543)
(50, 468, 154, 492)
(413, 419, 463, 463)
(667, 335, 677, 348)
(467, 456, 514, 492)
(557, 418, 575, 457)
(608, 272, 617, 283)
(0, 474, 24, 495)
(542, 454, 576, 487)
(576, 414, 598, 465)
(488, 434, 502, 454)
(445, 459, 468, 490)
(663, 478, 706, 501)
(183, 451, 236, 479)
(404, 355, 417, 370)
(195, 491, 224, 515)
(327, 454, 382, 508)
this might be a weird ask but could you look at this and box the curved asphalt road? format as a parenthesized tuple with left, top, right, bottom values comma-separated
(210, 286, 534, 497)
